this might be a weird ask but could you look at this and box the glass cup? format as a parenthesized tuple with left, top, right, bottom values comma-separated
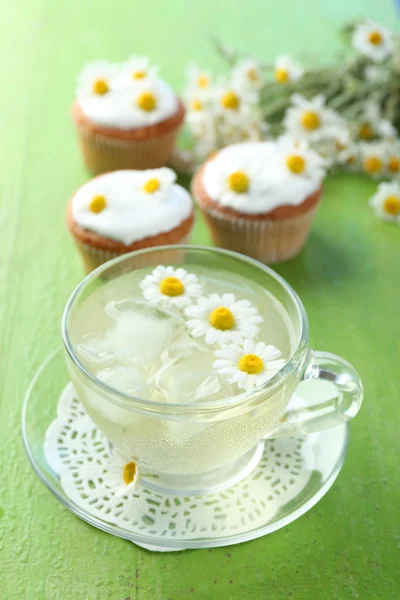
(62, 246, 363, 495)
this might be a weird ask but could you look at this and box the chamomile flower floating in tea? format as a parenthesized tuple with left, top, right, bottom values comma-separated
(104, 455, 140, 497)
(184, 293, 263, 345)
(369, 182, 400, 223)
(213, 339, 286, 392)
(140, 266, 203, 308)
(273, 56, 303, 85)
(77, 61, 119, 97)
(352, 20, 393, 63)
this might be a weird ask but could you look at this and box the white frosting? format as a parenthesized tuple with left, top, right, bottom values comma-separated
(202, 140, 325, 214)
(76, 60, 178, 129)
(72, 170, 192, 245)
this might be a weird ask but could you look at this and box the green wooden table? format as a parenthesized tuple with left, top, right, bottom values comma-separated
(1, 1, 399, 598)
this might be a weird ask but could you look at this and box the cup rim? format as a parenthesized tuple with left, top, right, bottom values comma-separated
(62, 245, 309, 413)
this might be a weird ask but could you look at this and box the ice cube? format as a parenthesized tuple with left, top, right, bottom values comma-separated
(76, 342, 144, 371)
(99, 300, 186, 369)
(152, 335, 235, 404)
(97, 365, 152, 398)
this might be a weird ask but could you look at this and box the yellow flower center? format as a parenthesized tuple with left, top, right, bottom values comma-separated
(197, 74, 209, 88)
(383, 195, 400, 215)
(227, 170, 249, 193)
(358, 123, 375, 140)
(92, 78, 109, 95)
(143, 178, 160, 193)
(247, 67, 259, 82)
(191, 99, 203, 111)
(368, 30, 383, 46)
(159, 277, 184, 297)
(300, 110, 321, 131)
(275, 68, 289, 83)
(89, 194, 107, 213)
(286, 153, 306, 174)
(238, 353, 264, 375)
(363, 156, 382, 174)
(221, 91, 240, 110)
(388, 157, 400, 173)
(137, 91, 157, 112)
(346, 155, 356, 165)
(132, 70, 146, 80)
(209, 307, 235, 330)
(123, 462, 137, 485)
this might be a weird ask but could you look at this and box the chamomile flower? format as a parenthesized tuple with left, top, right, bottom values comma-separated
(77, 61, 119, 98)
(232, 58, 264, 90)
(283, 94, 343, 142)
(184, 294, 263, 345)
(185, 63, 213, 92)
(354, 102, 397, 142)
(214, 80, 258, 117)
(104, 455, 140, 497)
(140, 266, 203, 308)
(273, 55, 303, 84)
(118, 55, 158, 86)
(213, 339, 286, 391)
(352, 20, 393, 63)
(276, 136, 326, 180)
(136, 168, 176, 201)
(201, 144, 269, 210)
(384, 140, 400, 175)
(360, 142, 386, 177)
(369, 181, 400, 223)
(333, 129, 360, 169)
(131, 80, 178, 124)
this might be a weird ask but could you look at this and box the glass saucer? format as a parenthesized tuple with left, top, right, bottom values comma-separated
(22, 348, 349, 551)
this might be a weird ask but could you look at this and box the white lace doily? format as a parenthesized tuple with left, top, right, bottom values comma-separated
(43, 382, 320, 550)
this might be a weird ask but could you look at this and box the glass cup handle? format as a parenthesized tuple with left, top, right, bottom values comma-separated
(270, 351, 364, 438)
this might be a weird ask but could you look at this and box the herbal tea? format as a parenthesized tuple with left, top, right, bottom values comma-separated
(70, 265, 295, 404)
(67, 262, 301, 486)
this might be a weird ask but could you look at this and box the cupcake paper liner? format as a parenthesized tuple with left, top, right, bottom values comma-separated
(74, 232, 193, 273)
(199, 204, 319, 264)
(75, 124, 181, 174)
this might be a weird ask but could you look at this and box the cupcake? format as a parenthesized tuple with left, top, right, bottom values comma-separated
(192, 139, 325, 263)
(66, 168, 194, 272)
(72, 57, 185, 174)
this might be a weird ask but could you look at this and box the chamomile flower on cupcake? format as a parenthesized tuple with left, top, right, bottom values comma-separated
(184, 293, 263, 345)
(283, 94, 343, 142)
(117, 56, 158, 87)
(140, 266, 203, 308)
(72, 56, 185, 173)
(360, 142, 386, 177)
(273, 56, 303, 84)
(369, 181, 400, 223)
(352, 20, 393, 63)
(191, 140, 325, 263)
(213, 339, 286, 391)
(77, 61, 120, 97)
(66, 168, 194, 272)
(232, 58, 263, 90)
